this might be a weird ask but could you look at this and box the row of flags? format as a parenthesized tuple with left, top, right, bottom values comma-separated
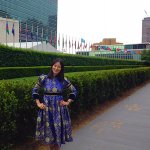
(6, 21, 15, 36)
(58, 35, 91, 50)
(3, 18, 143, 55)
(94, 45, 142, 54)
(5, 20, 92, 50)
(4, 20, 142, 55)
(94, 45, 122, 52)
(5, 20, 57, 46)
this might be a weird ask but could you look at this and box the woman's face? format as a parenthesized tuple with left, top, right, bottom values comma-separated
(52, 62, 61, 76)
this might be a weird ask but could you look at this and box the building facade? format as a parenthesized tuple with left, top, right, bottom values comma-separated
(0, 17, 19, 44)
(142, 17, 150, 43)
(0, 0, 58, 47)
(92, 38, 123, 51)
(77, 38, 142, 61)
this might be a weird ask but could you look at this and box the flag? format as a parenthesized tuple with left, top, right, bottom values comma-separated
(26, 22, 28, 34)
(74, 40, 76, 49)
(58, 34, 60, 46)
(80, 42, 82, 48)
(49, 31, 52, 44)
(25, 22, 28, 48)
(116, 48, 120, 52)
(54, 32, 56, 46)
(90, 44, 93, 49)
(12, 23, 15, 36)
(69, 38, 71, 48)
(41, 27, 43, 42)
(124, 48, 127, 53)
(62, 35, 64, 48)
(144, 10, 148, 15)
(88, 43, 90, 50)
(107, 47, 111, 51)
(72, 38, 73, 48)
(89, 43, 91, 50)
(36, 26, 39, 41)
(20, 22, 22, 33)
(112, 47, 116, 52)
(84, 43, 87, 49)
(65, 35, 67, 47)
(77, 41, 80, 49)
(31, 24, 33, 40)
(46, 35, 49, 44)
(83, 44, 85, 49)
(81, 38, 85, 43)
(19, 21, 22, 48)
(6, 21, 9, 34)
(127, 49, 131, 53)
(30, 24, 34, 48)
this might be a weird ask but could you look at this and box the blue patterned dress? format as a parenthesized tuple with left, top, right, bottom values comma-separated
(32, 74, 77, 147)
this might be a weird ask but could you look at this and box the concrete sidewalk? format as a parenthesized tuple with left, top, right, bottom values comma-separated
(61, 82, 150, 150)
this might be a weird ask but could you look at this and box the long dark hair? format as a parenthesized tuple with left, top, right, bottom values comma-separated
(47, 58, 64, 82)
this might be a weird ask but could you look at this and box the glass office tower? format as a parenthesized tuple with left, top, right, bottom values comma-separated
(0, 0, 57, 47)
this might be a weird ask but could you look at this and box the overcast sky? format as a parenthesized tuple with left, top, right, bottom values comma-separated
(57, 0, 150, 44)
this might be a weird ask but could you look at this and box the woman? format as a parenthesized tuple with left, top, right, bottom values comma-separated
(32, 58, 77, 150)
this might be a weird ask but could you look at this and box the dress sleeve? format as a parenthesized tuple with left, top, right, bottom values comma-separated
(63, 77, 77, 101)
(32, 74, 46, 100)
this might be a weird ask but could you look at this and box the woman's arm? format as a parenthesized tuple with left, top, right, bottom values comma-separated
(32, 74, 46, 109)
(60, 77, 77, 106)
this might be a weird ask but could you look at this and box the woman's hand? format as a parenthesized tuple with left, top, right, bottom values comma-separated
(36, 99, 46, 109)
(60, 100, 70, 106)
(60, 99, 73, 106)
(37, 103, 46, 109)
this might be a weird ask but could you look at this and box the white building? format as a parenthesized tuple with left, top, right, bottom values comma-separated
(0, 17, 19, 44)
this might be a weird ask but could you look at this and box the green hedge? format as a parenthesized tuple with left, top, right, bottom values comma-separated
(0, 44, 144, 67)
(0, 65, 145, 80)
(0, 67, 150, 149)
(141, 50, 150, 65)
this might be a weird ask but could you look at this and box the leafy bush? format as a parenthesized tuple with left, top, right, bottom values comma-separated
(0, 67, 150, 149)
(0, 44, 144, 67)
(0, 65, 145, 80)
(141, 49, 150, 65)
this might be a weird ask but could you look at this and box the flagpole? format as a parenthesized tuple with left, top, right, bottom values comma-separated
(85, 41, 86, 56)
(26, 22, 28, 49)
(69, 37, 70, 54)
(45, 28, 48, 50)
(41, 27, 43, 51)
(12, 19, 14, 47)
(65, 35, 67, 53)
(72, 38, 73, 54)
(6, 16, 8, 46)
(45, 35, 47, 50)
(31, 24, 33, 49)
(62, 34, 64, 53)
(13, 33, 14, 47)
(58, 33, 60, 51)
(37, 26, 38, 50)
(81, 41, 82, 54)
(75, 38, 77, 55)
(54, 31, 56, 49)
(50, 30, 52, 46)
(19, 21, 21, 48)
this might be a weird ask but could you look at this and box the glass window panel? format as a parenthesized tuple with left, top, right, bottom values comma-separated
(0, 0, 57, 45)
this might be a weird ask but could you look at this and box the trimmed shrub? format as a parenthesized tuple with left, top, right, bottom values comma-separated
(0, 65, 145, 80)
(0, 67, 150, 149)
(0, 44, 144, 67)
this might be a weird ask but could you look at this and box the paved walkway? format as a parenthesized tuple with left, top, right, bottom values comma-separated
(61, 82, 150, 150)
